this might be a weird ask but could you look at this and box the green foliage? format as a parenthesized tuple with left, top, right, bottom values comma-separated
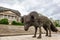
(11, 21, 24, 26)
(54, 21, 60, 27)
(0, 18, 9, 24)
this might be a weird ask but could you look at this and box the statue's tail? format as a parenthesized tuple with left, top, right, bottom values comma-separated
(50, 22, 58, 32)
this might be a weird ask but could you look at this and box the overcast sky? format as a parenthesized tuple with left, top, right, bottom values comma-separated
(0, 0, 60, 20)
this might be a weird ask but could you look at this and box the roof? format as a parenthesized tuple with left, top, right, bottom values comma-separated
(0, 7, 21, 17)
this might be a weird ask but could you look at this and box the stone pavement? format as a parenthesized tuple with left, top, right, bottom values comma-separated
(0, 34, 60, 40)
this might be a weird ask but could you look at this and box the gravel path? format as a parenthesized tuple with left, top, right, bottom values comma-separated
(0, 34, 60, 40)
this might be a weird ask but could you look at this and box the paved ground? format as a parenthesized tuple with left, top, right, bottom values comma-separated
(0, 34, 60, 40)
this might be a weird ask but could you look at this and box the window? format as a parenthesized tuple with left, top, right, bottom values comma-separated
(4, 15, 7, 18)
(8, 15, 10, 18)
(8, 15, 11, 19)
(0, 14, 3, 18)
(15, 16, 16, 19)
(12, 16, 14, 19)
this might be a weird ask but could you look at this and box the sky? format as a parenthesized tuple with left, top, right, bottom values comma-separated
(0, 0, 60, 20)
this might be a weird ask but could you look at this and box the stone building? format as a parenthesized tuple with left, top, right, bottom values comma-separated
(0, 7, 21, 24)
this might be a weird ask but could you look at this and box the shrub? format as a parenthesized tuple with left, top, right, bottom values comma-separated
(0, 18, 9, 24)
(11, 21, 16, 25)
(11, 21, 24, 26)
(54, 22, 60, 27)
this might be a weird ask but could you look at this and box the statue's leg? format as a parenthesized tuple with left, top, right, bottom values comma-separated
(45, 28, 48, 36)
(33, 27, 37, 38)
(43, 26, 48, 36)
(37, 26, 41, 39)
(48, 25, 51, 37)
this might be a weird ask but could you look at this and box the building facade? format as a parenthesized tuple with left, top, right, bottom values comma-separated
(0, 7, 21, 24)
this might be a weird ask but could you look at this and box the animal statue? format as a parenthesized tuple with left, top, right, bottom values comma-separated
(21, 11, 58, 39)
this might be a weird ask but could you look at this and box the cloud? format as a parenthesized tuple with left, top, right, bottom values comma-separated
(0, 0, 60, 20)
